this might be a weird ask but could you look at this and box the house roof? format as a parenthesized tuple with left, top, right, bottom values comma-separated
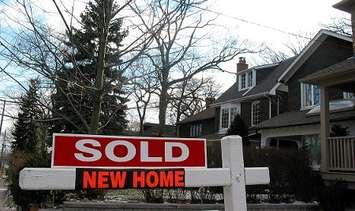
(333, 0, 355, 13)
(214, 57, 295, 105)
(256, 109, 355, 129)
(300, 57, 355, 85)
(177, 107, 216, 124)
(276, 29, 352, 84)
(143, 122, 176, 137)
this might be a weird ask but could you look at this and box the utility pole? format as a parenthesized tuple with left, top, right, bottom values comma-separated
(0, 130, 6, 172)
(0, 100, 6, 138)
(0, 100, 6, 174)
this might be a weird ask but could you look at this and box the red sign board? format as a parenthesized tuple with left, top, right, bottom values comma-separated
(76, 168, 185, 189)
(52, 134, 206, 168)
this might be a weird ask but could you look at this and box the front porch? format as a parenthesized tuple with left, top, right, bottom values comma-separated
(327, 136, 355, 171)
(301, 57, 355, 184)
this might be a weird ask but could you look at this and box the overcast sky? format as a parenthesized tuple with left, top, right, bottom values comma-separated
(0, 0, 351, 128)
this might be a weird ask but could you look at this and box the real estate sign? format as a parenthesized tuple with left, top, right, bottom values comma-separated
(20, 135, 270, 211)
(52, 134, 206, 168)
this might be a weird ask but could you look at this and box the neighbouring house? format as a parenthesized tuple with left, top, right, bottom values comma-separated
(177, 56, 295, 146)
(143, 122, 176, 137)
(256, 29, 354, 168)
(176, 97, 220, 140)
(177, 29, 353, 153)
(298, 0, 355, 184)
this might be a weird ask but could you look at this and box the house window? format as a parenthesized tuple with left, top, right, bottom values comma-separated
(303, 135, 320, 168)
(221, 108, 229, 129)
(247, 71, 253, 87)
(238, 70, 255, 91)
(240, 74, 246, 90)
(251, 101, 260, 126)
(301, 83, 320, 109)
(230, 107, 238, 121)
(190, 124, 202, 137)
(220, 105, 240, 130)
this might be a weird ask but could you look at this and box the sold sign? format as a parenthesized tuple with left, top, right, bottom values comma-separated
(52, 134, 206, 168)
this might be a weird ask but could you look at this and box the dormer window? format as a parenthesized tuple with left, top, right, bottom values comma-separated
(241, 74, 246, 89)
(238, 70, 255, 91)
(247, 71, 253, 87)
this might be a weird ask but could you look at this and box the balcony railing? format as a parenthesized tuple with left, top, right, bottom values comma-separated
(328, 136, 355, 171)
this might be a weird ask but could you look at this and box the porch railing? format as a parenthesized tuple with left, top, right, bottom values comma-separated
(328, 136, 355, 171)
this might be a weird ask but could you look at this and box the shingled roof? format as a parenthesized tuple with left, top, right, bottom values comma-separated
(214, 57, 295, 105)
(256, 109, 355, 129)
(177, 107, 216, 124)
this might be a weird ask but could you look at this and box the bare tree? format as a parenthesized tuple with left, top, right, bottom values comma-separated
(324, 17, 352, 36)
(168, 75, 219, 124)
(128, 58, 159, 135)
(0, 0, 163, 134)
(131, 0, 250, 129)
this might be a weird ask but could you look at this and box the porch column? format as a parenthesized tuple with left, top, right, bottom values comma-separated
(320, 86, 329, 173)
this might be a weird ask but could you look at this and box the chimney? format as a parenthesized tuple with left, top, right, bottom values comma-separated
(333, 0, 355, 54)
(237, 57, 248, 73)
(205, 97, 215, 108)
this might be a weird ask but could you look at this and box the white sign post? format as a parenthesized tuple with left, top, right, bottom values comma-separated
(19, 135, 269, 211)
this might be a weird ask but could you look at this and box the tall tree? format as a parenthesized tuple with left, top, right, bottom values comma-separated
(7, 79, 50, 211)
(131, 0, 250, 129)
(52, 0, 128, 134)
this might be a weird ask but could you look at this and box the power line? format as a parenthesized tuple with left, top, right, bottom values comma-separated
(183, 2, 312, 40)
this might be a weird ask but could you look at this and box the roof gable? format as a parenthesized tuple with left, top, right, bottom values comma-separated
(278, 29, 352, 84)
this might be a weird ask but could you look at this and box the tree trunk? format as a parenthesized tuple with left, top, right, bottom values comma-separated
(158, 85, 168, 132)
(90, 1, 111, 134)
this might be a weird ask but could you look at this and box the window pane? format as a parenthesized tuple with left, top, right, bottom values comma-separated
(230, 107, 238, 122)
(304, 135, 320, 167)
(241, 74, 246, 89)
(221, 108, 229, 128)
(247, 71, 253, 87)
(303, 83, 313, 107)
(252, 102, 260, 126)
(313, 85, 320, 105)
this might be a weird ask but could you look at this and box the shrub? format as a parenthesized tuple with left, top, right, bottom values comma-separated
(243, 147, 318, 203)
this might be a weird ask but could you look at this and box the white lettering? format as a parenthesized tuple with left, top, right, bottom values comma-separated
(165, 142, 189, 162)
(141, 141, 162, 162)
(106, 140, 136, 162)
(74, 139, 102, 162)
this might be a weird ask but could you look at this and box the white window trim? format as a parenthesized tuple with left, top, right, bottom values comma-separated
(251, 101, 260, 126)
(219, 103, 241, 133)
(238, 70, 256, 91)
(300, 83, 319, 110)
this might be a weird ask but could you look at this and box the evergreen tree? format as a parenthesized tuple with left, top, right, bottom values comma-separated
(227, 114, 249, 144)
(7, 79, 50, 210)
(52, 0, 128, 135)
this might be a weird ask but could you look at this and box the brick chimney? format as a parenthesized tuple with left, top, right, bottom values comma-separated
(334, 0, 355, 54)
(205, 97, 215, 108)
(237, 57, 248, 73)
